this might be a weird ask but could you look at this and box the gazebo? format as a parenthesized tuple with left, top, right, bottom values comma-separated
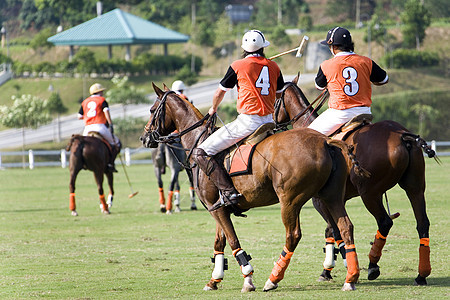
(47, 8, 189, 61)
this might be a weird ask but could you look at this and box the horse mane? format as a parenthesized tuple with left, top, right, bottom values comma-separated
(289, 79, 319, 119)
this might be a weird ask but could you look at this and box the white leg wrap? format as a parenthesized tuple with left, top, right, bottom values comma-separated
(337, 241, 347, 267)
(235, 249, 253, 276)
(323, 243, 336, 269)
(241, 263, 254, 276)
(107, 194, 113, 208)
(174, 191, 180, 206)
(212, 254, 225, 280)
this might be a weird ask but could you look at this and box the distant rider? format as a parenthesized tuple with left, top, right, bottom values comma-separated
(78, 83, 120, 172)
(171, 80, 191, 103)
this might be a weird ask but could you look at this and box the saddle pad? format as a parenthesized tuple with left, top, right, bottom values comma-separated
(228, 144, 256, 176)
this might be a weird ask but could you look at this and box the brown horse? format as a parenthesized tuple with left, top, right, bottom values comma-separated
(66, 134, 121, 216)
(140, 83, 367, 292)
(274, 77, 437, 285)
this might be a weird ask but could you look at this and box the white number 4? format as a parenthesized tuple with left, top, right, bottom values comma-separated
(255, 66, 270, 95)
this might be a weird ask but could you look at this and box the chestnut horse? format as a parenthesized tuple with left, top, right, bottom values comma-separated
(140, 83, 367, 292)
(66, 134, 121, 216)
(274, 77, 438, 285)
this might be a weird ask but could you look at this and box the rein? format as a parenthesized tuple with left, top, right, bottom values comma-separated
(274, 83, 329, 130)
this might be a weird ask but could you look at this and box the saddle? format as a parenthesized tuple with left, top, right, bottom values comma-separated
(329, 114, 373, 141)
(224, 122, 275, 176)
(87, 131, 114, 153)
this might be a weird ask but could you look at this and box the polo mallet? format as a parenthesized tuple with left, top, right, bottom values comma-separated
(269, 35, 309, 60)
(118, 154, 139, 198)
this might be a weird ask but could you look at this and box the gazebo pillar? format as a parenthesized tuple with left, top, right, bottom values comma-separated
(164, 43, 168, 56)
(69, 45, 74, 62)
(125, 45, 131, 61)
(108, 45, 112, 59)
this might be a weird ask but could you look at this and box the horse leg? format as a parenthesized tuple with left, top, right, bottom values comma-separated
(69, 166, 81, 216)
(359, 192, 393, 281)
(398, 155, 430, 285)
(174, 172, 181, 213)
(312, 197, 346, 281)
(210, 208, 255, 292)
(263, 203, 302, 292)
(204, 223, 227, 291)
(94, 170, 109, 214)
(185, 168, 197, 210)
(154, 166, 166, 212)
(106, 172, 114, 209)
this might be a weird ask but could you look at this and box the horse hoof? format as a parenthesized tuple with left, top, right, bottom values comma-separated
(175, 206, 181, 213)
(318, 269, 333, 282)
(414, 275, 428, 286)
(191, 204, 197, 210)
(342, 282, 356, 291)
(102, 210, 110, 215)
(166, 210, 172, 215)
(71, 210, 78, 216)
(160, 205, 166, 213)
(263, 279, 278, 292)
(368, 265, 380, 280)
(241, 275, 256, 292)
(203, 279, 219, 291)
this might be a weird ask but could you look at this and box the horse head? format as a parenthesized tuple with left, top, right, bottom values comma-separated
(140, 83, 178, 148)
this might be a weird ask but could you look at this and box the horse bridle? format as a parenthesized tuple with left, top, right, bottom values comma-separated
(143, 90, 216, 169)
(274, 82, 329, 130)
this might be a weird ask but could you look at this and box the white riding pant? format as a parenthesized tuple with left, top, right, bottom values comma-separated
(308, 106, 371, 136)
(198, 113, 274, 156)
(83, 123, 119, 145)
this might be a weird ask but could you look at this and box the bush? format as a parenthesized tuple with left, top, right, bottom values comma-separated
(381, 49, 439, 69)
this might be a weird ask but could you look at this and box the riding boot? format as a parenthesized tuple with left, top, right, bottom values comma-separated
(192, 148, 243, 211)
(107, 144, 119, 173)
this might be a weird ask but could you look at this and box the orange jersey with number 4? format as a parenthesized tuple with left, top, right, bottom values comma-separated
(321, 54, 373, 110)
(231, 56, 281, 116)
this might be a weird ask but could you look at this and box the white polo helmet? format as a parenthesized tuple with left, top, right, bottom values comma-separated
(89, 83, 105, 95)
(241, 30, 270, 52)
(171, 80, 186, 92)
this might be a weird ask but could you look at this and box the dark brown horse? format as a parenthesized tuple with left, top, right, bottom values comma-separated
(140, 83, 368, 292)
(274, 77, 438, 285)
(66, 134, 121, 216)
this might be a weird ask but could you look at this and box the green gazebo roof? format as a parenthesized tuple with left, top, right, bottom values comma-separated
(48, 8, 189, 46)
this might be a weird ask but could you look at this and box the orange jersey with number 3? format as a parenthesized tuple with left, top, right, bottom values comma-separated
(231, 56, 281, 116)
(81, 96, 108, 125)
(321, 54, 373, 110)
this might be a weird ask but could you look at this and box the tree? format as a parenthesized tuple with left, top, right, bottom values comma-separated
(105, 75, 148, 118)
(0, 94, 51, 167)
(29, 27, 54, 55)
(400, 0, 431, 49)
(46, 91, 67, 142)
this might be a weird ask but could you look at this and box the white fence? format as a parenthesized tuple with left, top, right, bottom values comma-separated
(0, 142, 449, 170)
(0, 147, 153, 169)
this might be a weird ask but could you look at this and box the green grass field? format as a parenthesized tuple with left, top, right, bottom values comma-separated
(0, 157, 449, 299)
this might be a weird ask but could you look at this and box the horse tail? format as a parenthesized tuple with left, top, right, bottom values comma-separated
(401, 132, 441, 165)
(327, 139, 371, 178)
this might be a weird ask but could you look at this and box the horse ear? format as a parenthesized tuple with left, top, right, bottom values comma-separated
(292, 72, 300, 85)
(163, 83, 170, 91)
(152, 82, 164, 97)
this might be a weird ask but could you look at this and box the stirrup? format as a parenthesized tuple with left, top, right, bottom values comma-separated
(208, 192, 242, 212)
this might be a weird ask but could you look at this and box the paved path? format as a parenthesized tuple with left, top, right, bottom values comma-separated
(0, 74, 315, 149)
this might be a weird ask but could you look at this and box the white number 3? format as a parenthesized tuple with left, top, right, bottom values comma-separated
(342, 67, 359, 96)
(255, 66, 270, 95)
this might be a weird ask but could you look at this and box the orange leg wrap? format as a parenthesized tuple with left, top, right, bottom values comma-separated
(158, 188, 165, 205)
(167, 191, 173, 211)
(99, 194, 108, 212)
(345, 245, 360, 283)
(418, 238, 431, 278)
(269, 246, 294, 284)
(368, 230, 387, 264)
(69, 193, 76, 211)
